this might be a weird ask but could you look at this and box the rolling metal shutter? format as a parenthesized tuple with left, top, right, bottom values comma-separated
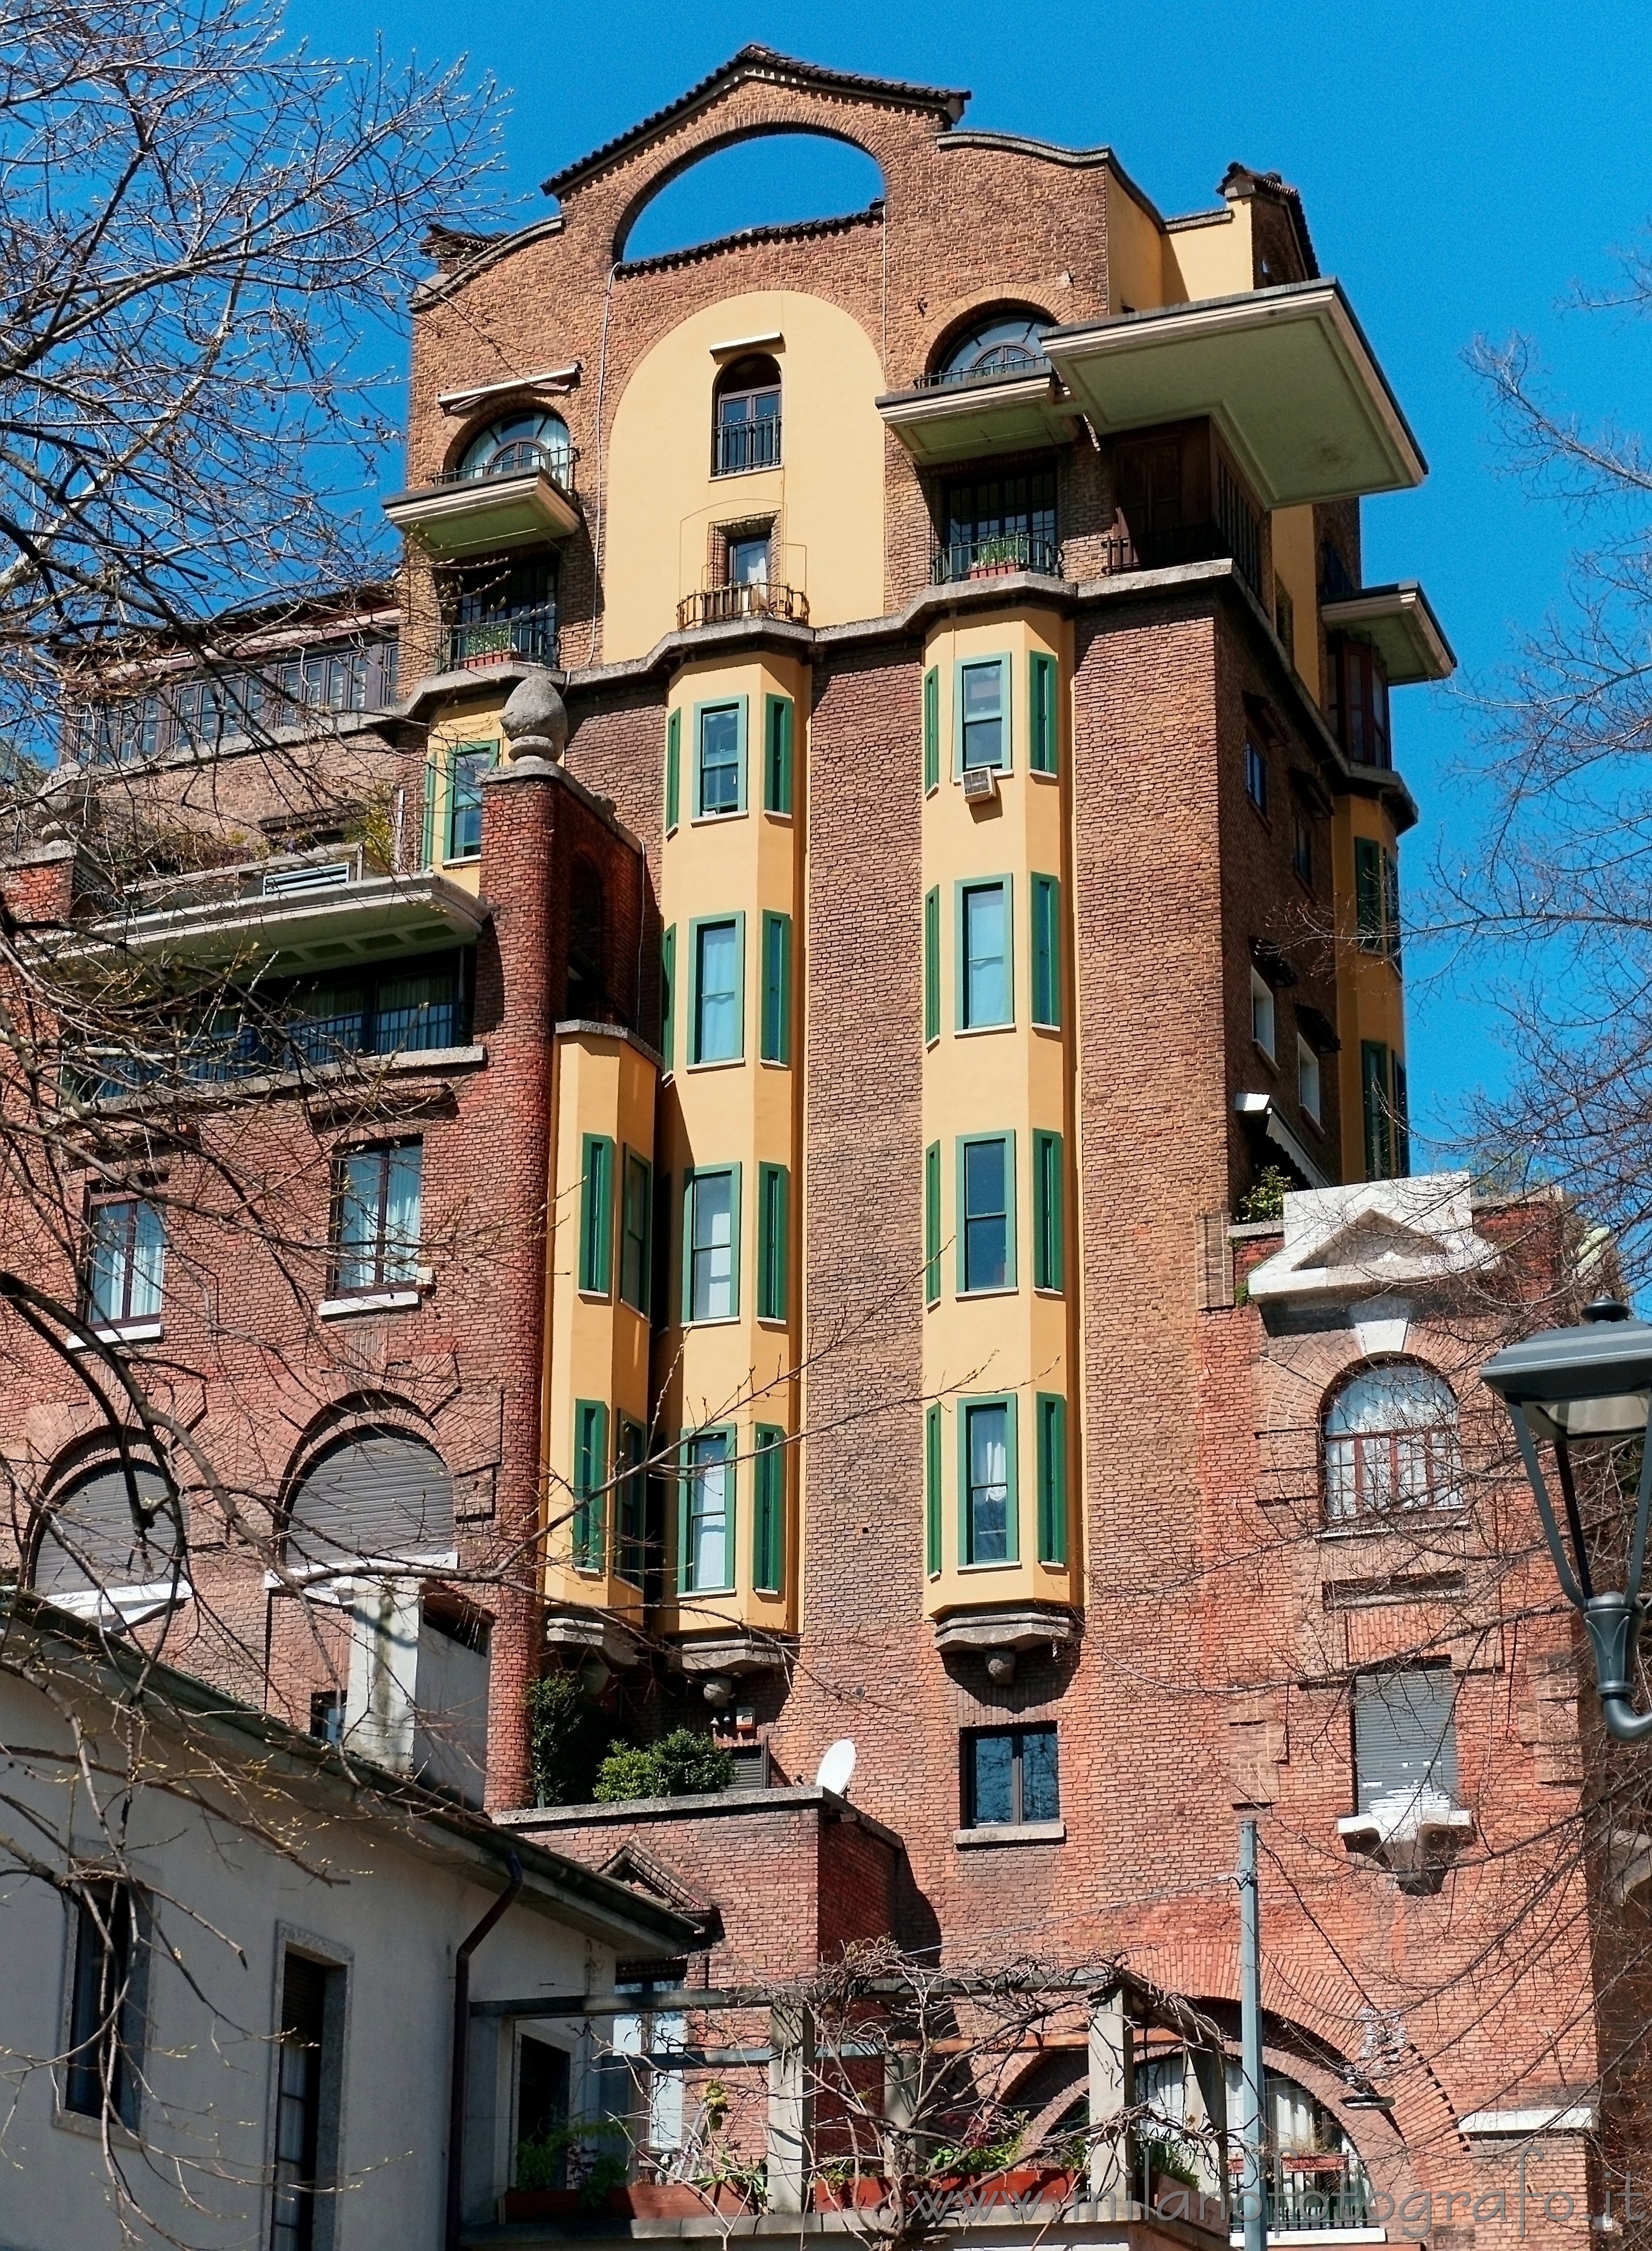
(1354, 1668, 1458, 1811)
(33, 1465, 179, 1595)
(285, 1434, 454, 1569)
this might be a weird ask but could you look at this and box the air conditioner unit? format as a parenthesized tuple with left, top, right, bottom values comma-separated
(961, 766, 999, 805)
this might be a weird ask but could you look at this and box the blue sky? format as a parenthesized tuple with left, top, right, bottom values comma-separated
(287, 0, 1652, 1160)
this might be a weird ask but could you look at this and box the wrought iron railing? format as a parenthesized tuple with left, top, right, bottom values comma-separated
(714, 417, 781, 476)
(81, 997, 464, 1101)
(931, 533, 1061, 585)
(909, 353, 1051, 390)
(441, 602, 558, 672)
(418, 444, 577, 493)
(1096, 518, 1262, 593)
(675, 582, 809, 631)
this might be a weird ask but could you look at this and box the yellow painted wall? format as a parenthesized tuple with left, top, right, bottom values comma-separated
(544, 1027, 658, 1622)
(1331, 797, 1407, 1181)
(602, 291, 887, 661)
(919, 607, 1081, 1620)
(1104, 177, 1184, 314)
(651, 651, 805, 1639)
(1167, 206, 1253, 302)
(420, 696, 510, 892)
(1269, 505, 1321, 704)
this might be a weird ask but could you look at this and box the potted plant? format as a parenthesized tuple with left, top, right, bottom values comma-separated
(968, 534, 1025, 581)
(501, 2127, 630, 2223)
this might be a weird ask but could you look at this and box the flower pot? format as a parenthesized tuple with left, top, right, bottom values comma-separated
(500, 2189, 582, 2222)
(620, 2182, 751, 2218)
(968, 2166, 1080, 2207)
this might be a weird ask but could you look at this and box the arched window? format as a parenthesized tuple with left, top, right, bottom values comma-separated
(935, 312, 1048, 385)
(1324, 1362, 1462, 1522)
(566, 857, 606, 1019)
(283, 1431, 454, 1572)
(32, 1459, 182, 1600)
(458, 409, 572, 487)
(713, 355, 781, 477)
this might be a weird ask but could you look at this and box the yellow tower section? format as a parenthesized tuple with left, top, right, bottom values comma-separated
(917, 606, 1083, 1647)
(652, 649, 805, 1661)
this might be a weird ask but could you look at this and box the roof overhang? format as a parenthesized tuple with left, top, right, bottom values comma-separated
(1043, 281, 1426, 508)
(84, 872, 491, 973)
(875, 370, 1080, 466)
(1321, 580, 1455, 683)
(383, 468, 580, 558)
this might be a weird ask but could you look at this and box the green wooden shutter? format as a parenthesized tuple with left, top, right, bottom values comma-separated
(757, 1162, 789, 1321)
(1032, 1130, 1063, 1292)
(660, 925, 676, 1070)
(923, 887, 940, 1043)
(665, 709, 681, 833)
(925, 1403, 942, 1575)
(1354, 836, 1383, 948)
(573, 1399, 609, 1571)
(579, 1135, 615, 1295)
(1362, 1040, 1393, 1179)
(765, 696, 794, 815)
(761, 911, 792, 1063)
(1392, 1056, 1411, 1176)
(923, 1141, 941, 1307)
(923, 667, 939, 794)
(1031, 874, 1060, 1026)
(754, 1425, 785, 1592)
(1029, 652, 1058, 775)
(1383, 846, 1402, 965)
(1036, 1393, 1068, 1565)
(419, 753, 438, 869)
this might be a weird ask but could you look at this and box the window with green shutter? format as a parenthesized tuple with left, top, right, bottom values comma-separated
(1028, 651, 1058, 775)
(665, 709, 681, 833)
(620, 1149, 651, 1315)
(760, 911, 792, 1064)
(960, 1393, 1018, 1564)
(1362, 1040, 1395, 1180)
(419, 751, 439, 869)
(923, 666, 939, 795)
(764, 695, 794, 815)
(924, 1141, 941, 1307)
(690, 914, 745, 1064)
(753, 1424, 785, 1592)
(695, 698, 747, 817)
(958, 1132, 1016, 1293)
(925, 1402, 942, 1576)
(923, 887, 940, 1044)
(1383, 846, 1402, 968)
(660, 925, 676, 1070)
(615, 1417, 646, 1585)
(1031, 874, 1060, 1027)
(572, 1399, 608, 1571)
(757, 1161, 789, 1322)
(579, 1135, 615, 1296)
(1392, 1056, 1410, 1175)
(1036, 1393, 1067, 1565)
(683, 1166, 740, 1323)
(1355, 835, 1399, 955)
(1032, 1130, 1063, 1292)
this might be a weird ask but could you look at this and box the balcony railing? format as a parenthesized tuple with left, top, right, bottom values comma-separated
(1096, 519, 1263, 594)
(931, 533, 1062, 585)
(425, 443, 577, 495)
(714, 417, 781, 476)
(85, 996, 465, 1101)
(441, 602, 558, 673)
(910, 353, 1052, 391)
(675, 582, 809, 631)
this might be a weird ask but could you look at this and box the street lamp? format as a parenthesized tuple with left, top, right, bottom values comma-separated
(1481, 1298, 1652, 1743)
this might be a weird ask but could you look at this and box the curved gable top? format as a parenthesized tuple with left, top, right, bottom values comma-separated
(540, 46, 969, 200)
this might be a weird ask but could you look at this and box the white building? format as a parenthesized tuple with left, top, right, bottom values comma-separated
(0, 1596, 695, 2251)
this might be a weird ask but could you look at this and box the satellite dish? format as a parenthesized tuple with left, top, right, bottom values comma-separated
(815, 1738, 857, 1798)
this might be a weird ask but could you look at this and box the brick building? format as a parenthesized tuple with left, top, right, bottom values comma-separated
(2, 44, 1639, 2251)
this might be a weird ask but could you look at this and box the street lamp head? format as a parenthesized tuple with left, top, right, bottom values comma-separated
(1481, 1297, 1652, 1744)
(1480, 1299, 1652, 1443)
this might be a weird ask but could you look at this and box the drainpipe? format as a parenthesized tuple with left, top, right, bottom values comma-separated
(445, 1850, 523, 2251)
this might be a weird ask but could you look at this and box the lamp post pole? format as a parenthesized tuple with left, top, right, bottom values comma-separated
(1239, 1818, 1267, 2251)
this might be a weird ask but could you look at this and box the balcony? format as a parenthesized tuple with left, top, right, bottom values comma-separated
(878, 365, 1079, 466)
(675, 581, 809, 631)
(85, 851, 491, 973)
(931, 532, 1063, 586)
(1089, 513, 1263, 599)
(441, 600, 558, 672)
(382, 449, 580, 560)
(1043, 281, 1426, 509)
(1320, 580, 1455, 684)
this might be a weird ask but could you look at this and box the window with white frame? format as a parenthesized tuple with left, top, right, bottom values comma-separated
(1250, 969, 1276, 1060)
(1324, 1362, 1462, 1521)
(84, 1196, 164, 1328)
(1297, 1035, 1321, 1125)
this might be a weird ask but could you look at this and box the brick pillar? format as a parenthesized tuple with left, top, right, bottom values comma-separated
(475, 754, 565, 1811)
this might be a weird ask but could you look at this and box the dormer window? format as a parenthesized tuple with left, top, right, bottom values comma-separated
(713, 356, 780, 476)
(458, 408, 572, 487)
(935, 313, 1047, 385)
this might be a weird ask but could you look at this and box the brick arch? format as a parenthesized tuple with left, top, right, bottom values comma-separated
(924, 296, 1058, 380)
(609, 122, 888, 267)
(276, 1390, 442, 1523)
